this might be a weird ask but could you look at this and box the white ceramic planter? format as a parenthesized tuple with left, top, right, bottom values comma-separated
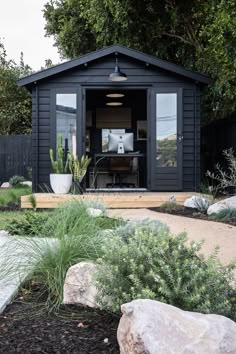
(50, 174, 73, 194)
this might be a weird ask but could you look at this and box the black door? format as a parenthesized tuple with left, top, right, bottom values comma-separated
(150, 88, 183, 191)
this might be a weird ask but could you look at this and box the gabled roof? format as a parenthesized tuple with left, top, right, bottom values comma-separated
(17, 44, 212, 87)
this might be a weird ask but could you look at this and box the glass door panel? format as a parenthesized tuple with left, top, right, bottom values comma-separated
(56, 93, 77, 156)
(156, 93, 177, 167)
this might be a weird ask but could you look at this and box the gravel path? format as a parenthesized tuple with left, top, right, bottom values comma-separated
(108, 209, 236, 265)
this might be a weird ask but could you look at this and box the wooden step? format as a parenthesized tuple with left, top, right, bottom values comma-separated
(21, 192, 194, 209)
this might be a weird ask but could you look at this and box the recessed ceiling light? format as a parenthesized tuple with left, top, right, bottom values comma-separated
(106, 102, 123, 106)
(106, 93, 125, 98)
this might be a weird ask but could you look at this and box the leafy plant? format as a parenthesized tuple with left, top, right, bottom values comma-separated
(1, 201, 113, 310)
(209, 207, 236, 221)
(192, 195, 214, 214)
(206, 148, 236, 192)
(69, 154, 91, 182)
(96, 220, 236, 319)
(5, 211, 49, 236)
(9, 175, 25, 186)
(49, 135, 71, 174)
(159, 201, 184, 213)
(0, 186, 31, 206)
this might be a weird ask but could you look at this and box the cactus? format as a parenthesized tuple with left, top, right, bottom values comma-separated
(69, 154, 92, 182)
(49, 135, 70, 174)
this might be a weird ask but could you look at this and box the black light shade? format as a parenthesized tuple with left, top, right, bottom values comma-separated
(109, 58, 128, 81)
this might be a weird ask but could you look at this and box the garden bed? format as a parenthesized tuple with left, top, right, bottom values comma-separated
(0, 285, 120, 354)
(149, 206, 236, 227)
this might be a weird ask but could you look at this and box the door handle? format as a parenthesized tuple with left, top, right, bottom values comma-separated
(178, 135, 183, 142)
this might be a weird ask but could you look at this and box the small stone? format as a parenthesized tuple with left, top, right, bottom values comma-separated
(86, 208, 103, 218)
(21, 181, 32, 187)
(184, 195, 210, 209)
(1, 182, 10, 188)
(0, 230, 10, 237)
(63, 262, 99, 308)
(103, 338, 109, 344)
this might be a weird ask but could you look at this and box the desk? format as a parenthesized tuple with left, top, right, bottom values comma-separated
(92, 153, 145, 188)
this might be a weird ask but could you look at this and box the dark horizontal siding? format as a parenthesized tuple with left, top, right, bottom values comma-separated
(32, 54, 201, 192)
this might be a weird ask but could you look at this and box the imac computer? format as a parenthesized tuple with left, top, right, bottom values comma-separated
(108, 133, 133, 153)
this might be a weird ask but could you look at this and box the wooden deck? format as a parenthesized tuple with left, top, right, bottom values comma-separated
(21, 192, 194, 209)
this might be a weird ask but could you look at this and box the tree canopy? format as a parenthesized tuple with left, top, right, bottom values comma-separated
(0, 41, 32, 134)
(44, 0, 236, 123)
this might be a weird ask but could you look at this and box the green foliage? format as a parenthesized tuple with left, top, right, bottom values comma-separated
(210, 207, 236, 221)
(206, 148, 236, 192)
(159, 201, 184, 213)
(96, 220, 236, 318)
(5, 211, 49, 236)
(49, 135, 70, 174)
(2, 201, 117, 310)
(0, 186, 31, 206)
(0, 42, 32, 134)
(9, 175, 25, 187)
(69, 154, 92, 182)
(43, 0, 236, 123)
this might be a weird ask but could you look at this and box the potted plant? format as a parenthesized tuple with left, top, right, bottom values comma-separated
(49, 135, 73, 194)
(69, 154, 92, 193)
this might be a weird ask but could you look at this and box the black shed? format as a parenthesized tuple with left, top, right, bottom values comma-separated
(18, 45, 211, 192)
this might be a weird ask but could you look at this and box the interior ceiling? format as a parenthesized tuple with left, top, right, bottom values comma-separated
(86, 89, 146, 108)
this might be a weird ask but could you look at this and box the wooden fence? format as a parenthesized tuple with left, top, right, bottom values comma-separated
(0, 135, 32, 184)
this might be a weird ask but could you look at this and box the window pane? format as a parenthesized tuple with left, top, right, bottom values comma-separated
(56, 94, 77, 156)
(156, 93, 177, 167)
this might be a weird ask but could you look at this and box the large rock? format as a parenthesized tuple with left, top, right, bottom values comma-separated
(63, 262, 99, 308)
(207, 196, 236, 215)
(117, 299, 236, 354)
(184, 195, 210, 210)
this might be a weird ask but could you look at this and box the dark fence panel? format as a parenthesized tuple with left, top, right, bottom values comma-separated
(201, 113, 236, 175)
(0, 135, 32, 184)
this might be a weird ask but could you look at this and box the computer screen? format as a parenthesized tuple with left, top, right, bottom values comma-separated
(108, 133, 134, 153)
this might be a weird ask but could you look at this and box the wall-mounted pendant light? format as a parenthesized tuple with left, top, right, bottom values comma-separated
(109, 57, 128, 82)
(106, 102, 123, 106)
(106, 93, 125, 98)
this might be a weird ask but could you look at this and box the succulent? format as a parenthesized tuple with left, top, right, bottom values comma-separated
(69, 154, 92, 182)
(49, 135, 70, 174)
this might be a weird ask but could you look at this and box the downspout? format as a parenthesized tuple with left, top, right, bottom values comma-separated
(35, 82, 39, 191)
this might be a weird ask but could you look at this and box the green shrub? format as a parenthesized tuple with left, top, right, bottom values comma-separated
(5, 211, 49, 236)
(96, 220, 236, 319)
(0, 186, 31, 206)
(210, 207, 236, 221)
(159, 201, 184, 212)
(9, 175, 25, 186)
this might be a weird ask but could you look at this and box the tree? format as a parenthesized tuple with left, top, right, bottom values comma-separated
(0, 42, 32, 134)
(43, 0, 236, 123)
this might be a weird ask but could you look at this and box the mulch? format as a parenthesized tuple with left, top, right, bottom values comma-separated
(0, 288, 120, 354)
(0, 202, 20, 212)
(149, 207, 236, 227)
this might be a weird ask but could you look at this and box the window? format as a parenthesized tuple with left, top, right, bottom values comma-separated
(56, 93, 77, 156)
(102, 129, 125, 152)
(156, 93, 177, 167)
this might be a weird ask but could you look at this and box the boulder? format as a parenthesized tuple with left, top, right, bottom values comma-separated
(86, 207, 103, 218)
(184, 195, 210, 209)
(207, 196, 236, 215)
(1, 182, 10, 188)
(21, 181, 32, 187)
(63, 262, 99, 308)
(117, 299, 236, 354)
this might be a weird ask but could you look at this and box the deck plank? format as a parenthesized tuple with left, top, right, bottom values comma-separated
(21, 192, 194, 209)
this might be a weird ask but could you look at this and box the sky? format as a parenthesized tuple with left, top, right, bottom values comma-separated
(0, 0, 61, 70)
